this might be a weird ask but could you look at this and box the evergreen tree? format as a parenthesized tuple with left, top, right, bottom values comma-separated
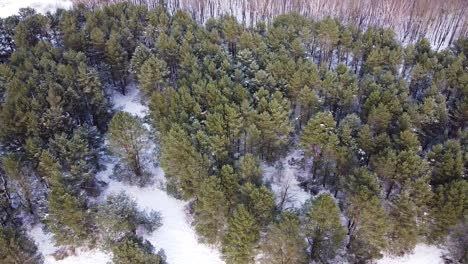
(239, 153, 262, 185)
(193, 176, 228, 244)
(0, 226, 43, 264)
(219, 165, 241, 209)
(129, 44, 151, 81)
(96, 192, 161, 244)
(47, 169, 91, 247)
(259, 211, 307, 264)
(427, 140, 464, 186)
(386, 191, 418, 255)
(109, 112, 149, 180)
(223, 204, 259, 264)
(2, 154, 35, 214)
(347, 187, 388, 262)
(139, 55, 168, 96)
(241, 183, 275, 226)
(431, 180, 468, 242)
(105, 30, 128, 94)
(112, 235, 161, 264)
(161, 125, 208, 199)
(304, 193, 346, 262)
(301, 112, 339, 180)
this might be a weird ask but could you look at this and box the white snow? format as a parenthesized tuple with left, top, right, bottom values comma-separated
(111, 83, 147, 118)
(97, 157, 224, 264)
(0, 0, 72, 18)
(377, 244, 446, 264)
(262, 150, 311, 209)
(29, 224, 112, 264)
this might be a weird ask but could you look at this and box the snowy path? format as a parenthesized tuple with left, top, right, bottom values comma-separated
(377, 244, 446, 264)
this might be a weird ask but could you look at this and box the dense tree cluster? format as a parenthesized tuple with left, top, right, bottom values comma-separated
(0, 3, 466, 264)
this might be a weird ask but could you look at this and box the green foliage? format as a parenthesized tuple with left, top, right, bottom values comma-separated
(223, 204, 259, 264)
(105, 30, 128, 93)
(0, 226, 43, 264)
(193, 176, 228, 244)
(47, 170, 92, 247)
(109, 112, 148, 180)
(304, 193, 346, 262)
(139, 55, 168, 96)
(0, 4, 467, 263)
(112, 236, 161, 264)
(239, 153, 262, 185)
(431, 180, 468, 242)
(161, 125, 208, 199)
(347, 187, 388, 262)
(241, 183, 275, 226)
(259, 212, 307, 264)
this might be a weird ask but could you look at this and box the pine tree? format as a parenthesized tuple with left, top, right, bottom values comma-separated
(60, 12, 84, 51)
(2, 154, 35, 214)
(386, 191, 418, 255)
(139, 55, 168, 96)
(219, 165, 241, 209)
(112, 235, 161, 264)
(47, 170, 91, 247)
(427, 140, 464, 186)
(223, 204, 259, 264)
(259, 211, 307, 264)
(130, 44, 151, 82)
(300, 112, 339, 179)
(37, 150, 60, 188)
(304, 193, 346, 262)
(77, 63, 109, 130)
(239, 153, 262, 185)
(89, 27, 106, 56)
(109, 112, 149, 180)
(105, 30, 128, 94)
(0, 226, 43, 264)
(161, 124, 208, 199)
(241, 183, 275, 226)
(347, 187, 388, 262)
(193, 176, 228, 244)
(430, 180, 467, 242)
(48, 128, 98, 193)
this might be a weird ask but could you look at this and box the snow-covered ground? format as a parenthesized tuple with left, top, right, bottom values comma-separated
(377, 244, 447, 264)
(0, 0, 72, 18)
(29, 225, 112, 264)
(262, 150, 311, 209)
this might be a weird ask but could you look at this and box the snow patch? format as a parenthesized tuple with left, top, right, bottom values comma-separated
(28, 224, 112, 264)
(263, 150, 311, 209)
(111, 83, 147, 118)
(377, 244, 446, 264)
